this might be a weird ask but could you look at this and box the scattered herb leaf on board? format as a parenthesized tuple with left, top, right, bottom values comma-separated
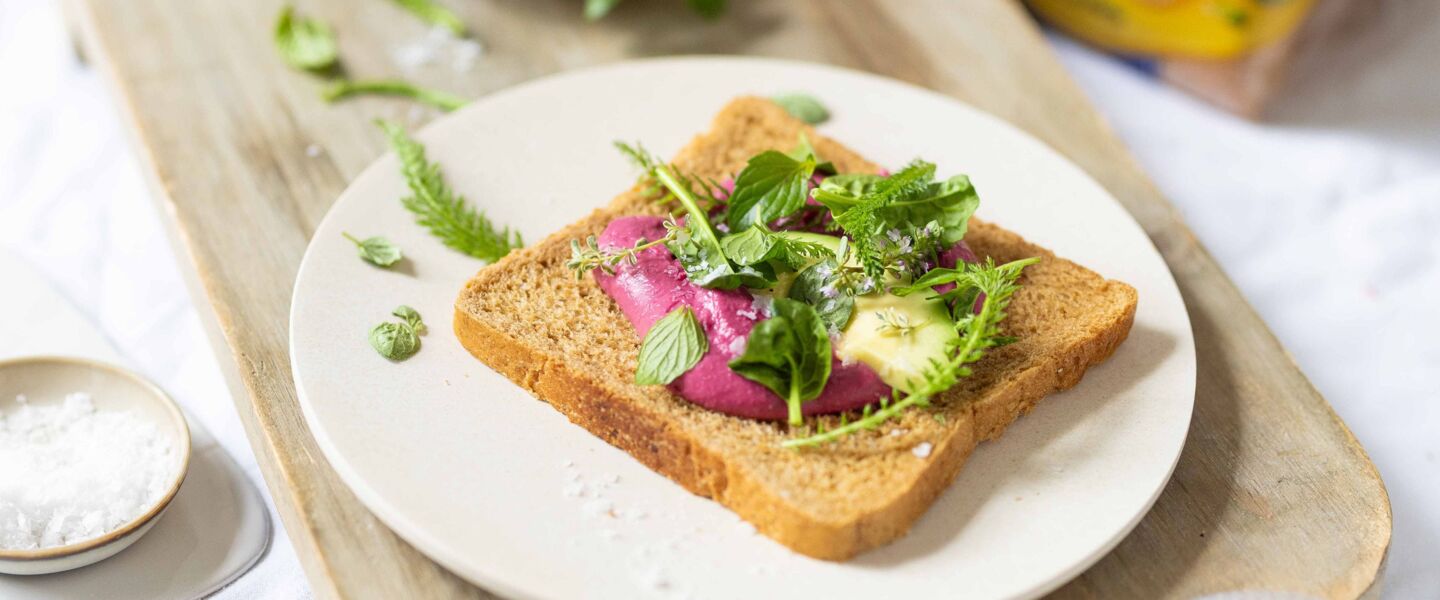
(327, 80, 468, 112)
(377, 120, 523, 262)
(390, 0, 466, 35)
(771, 93, 829, 125)
(635, 307, 709, 385)
(274, 5, 338, 72)
(370, 305, 427, 361)
(343, 232, 403, 267)
(584, 0, 726, 21)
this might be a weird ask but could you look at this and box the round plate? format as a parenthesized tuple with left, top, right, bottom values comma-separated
(291, 58, 1195, 599)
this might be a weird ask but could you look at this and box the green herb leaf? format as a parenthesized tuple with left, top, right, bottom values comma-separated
(812, 161, 939, 276)
(815, 172, 979, 245)
(377, 120, 523, 262)
(635, 306, 709, 385)
(787, 262, 854, 332)
(685, 0, 726, 19)
(369, 305, 427, 361)
(342, 232, 403, 267)
(719, 226, 833, 271)
(327, 80, 468, 112)
(652, 165, 767, 289)
(789, 133, 835, 175)
(584, 0, 622, 20)
(390, 0, 466, 35)
(771, 93, 830, 125)
(274, 5, 338, 71)
(393, 305, 426, 333)
(782, 257, 1039, 448)
(725, 151, 817, 231)
(729, 298, 832, 425)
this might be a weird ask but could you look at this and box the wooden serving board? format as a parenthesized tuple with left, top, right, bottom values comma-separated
(65, 0, 1390, 597)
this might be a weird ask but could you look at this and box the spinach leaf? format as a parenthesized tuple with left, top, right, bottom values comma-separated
(787, 262, 854, 332)
(728, 298, 832, 424)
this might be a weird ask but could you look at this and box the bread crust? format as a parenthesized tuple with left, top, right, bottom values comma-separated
(453, 98, 1137, 560)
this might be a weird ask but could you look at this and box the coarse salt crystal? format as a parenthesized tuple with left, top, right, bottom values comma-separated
(582, 499, 614, 517)
(0, 393, 178, 550)
(912, 442, 933, 458)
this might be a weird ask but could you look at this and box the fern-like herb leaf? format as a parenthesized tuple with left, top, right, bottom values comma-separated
(327, 80, 468, 112)
(377, 120, 522, 262)
(782, 256, 1040, 448)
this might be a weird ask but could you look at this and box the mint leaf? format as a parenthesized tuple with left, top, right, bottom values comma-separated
(726, 151, 817, 231)
(274, 5, 338, 71)
(391, 0, 466, 35)
(787, 262, 854, 332)
(343, 232, 403, 267)
(772, 93, 829, 125)
(377, 120, 522, 262)
(635, 306, 708, 385)
(369, 305, 426, 361)
(728, 298, 832, 424)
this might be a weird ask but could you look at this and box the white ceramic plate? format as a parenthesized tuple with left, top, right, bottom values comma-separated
(291, 58, 1195, 600)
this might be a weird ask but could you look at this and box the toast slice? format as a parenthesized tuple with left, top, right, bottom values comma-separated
(454, 97, 1137, 560)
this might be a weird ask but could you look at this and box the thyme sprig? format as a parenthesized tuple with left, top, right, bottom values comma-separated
(566, 218, 681, 278)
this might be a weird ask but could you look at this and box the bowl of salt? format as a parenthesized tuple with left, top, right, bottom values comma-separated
(0, 356, 191, 575)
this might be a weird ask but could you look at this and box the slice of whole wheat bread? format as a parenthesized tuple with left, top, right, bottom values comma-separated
(454, 97, 1137, 560)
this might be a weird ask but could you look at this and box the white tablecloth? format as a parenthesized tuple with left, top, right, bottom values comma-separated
(2, 0, 1434, 597)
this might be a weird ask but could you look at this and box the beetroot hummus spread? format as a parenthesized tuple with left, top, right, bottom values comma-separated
(594, 216, 889, 420)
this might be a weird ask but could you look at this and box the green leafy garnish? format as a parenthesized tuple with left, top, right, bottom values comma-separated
(771, 93, 830, 125)
(327, 80, 468, 112)
(653, 165, 767, 289)
(787, 262, 854, 332)
(728, 298, 832, 425)
(566, 223, 680, 279)
(726, 151, 817, 231)
(274, 5, 338, 72)
(814, 171, 979, 246)
(370, 305, 427, 361)
(614, 141, 726, 214)
(635, 306, 709, 385)
(783, 257, 1038, 448)
(584, 0, 725, 21)
(391, 0, 466, 35)
(719, 226, 832, 271)
(378, 120, 522, 262)
(342, 232, 403, 267)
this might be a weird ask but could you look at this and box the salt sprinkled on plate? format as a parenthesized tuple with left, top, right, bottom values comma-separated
(0, 393, 178, 550)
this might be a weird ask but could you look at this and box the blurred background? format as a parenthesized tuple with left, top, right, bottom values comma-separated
(1, 0, 1436, 597)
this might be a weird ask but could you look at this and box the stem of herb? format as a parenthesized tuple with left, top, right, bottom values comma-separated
(653, 165, 722, 248)
(787, 382, 803, 426)
(325, 79, 468, 112)
(342, 232, 361, 245)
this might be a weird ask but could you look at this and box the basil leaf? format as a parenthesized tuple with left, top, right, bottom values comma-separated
(393, 305, 426, 333)
(370, 306, 425, 361)
(344, 232, 403, 267)
(771, 93, 830, 125)
(725, 151, 816, 232)
(370, 322, 420, 361)
(635, 307, 709, 385)
(274, 5, 338, 72)
(728, 298, 832, 424)
(788, 262, 854, 332)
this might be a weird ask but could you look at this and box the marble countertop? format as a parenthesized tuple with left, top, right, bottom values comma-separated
(2, 0, 1434, 597)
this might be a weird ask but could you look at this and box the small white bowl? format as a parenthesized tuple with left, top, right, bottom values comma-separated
(0, 356, 192, 575)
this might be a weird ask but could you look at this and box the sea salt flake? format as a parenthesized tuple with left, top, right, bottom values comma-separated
(0, 392, 178, 550)
(912, 442, 934, 458)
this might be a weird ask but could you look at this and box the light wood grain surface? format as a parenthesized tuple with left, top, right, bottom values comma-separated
(66, 0, 1390, 598)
